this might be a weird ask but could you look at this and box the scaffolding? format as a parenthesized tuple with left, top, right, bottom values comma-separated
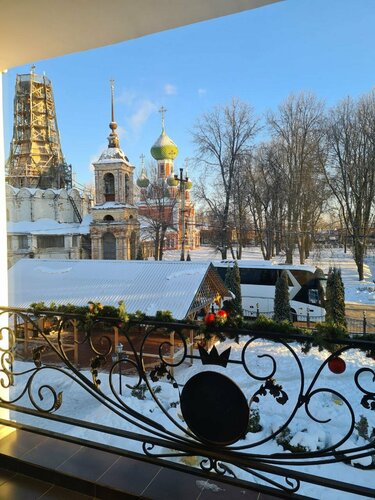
(6, 69, 72, 189)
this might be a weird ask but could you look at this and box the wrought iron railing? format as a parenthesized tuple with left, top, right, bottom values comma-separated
(243, 308, 326, 324)
(0, 306, 374, 497)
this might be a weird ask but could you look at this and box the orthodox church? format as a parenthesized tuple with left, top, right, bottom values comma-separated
(136, 108, 200, 255)
(6, 70, 198, 265)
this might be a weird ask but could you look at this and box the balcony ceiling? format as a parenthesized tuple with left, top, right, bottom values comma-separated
(0, 0, 280, 71)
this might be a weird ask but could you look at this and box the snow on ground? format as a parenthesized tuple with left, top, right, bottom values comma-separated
(8, 246, 375, 498)
(10, 336, 375, 499)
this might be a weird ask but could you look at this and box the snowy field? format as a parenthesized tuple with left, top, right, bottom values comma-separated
(9, 246, 375, 498)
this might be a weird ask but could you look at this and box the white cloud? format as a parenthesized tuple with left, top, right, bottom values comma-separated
(198, 88, 207, 97)
(129, 100, 157, 131)
(164, 83, 177, 95)
(116, 88, 137, 106)
(116, 125, 126, 140)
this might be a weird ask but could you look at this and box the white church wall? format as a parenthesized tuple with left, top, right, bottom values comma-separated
(15, 188, 32, 222)
(56, 190, 72, 222)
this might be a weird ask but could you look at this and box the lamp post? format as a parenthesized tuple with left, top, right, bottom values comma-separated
(174, 167, 189, 261)
(112, 342, 124, 395)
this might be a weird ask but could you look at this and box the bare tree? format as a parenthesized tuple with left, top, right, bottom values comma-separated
(323, 90, 375, 280)
(246, 141, 287, 259)
(230, 154, 253, 259)
(267, 93, 326, 264)
(192, 99, 259, 258)
(138, 166, 178, 261)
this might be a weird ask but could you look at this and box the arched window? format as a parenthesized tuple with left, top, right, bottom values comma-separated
(103, 232, 116, 260)
(104, 173, 115, 201)
(103, 214, 114, 222)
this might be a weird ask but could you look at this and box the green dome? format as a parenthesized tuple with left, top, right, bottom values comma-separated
(185, 178, 193, 190)
(151, 130, 178, 160)
(167, 173, 179, 187)
(136, 169, 150, 188)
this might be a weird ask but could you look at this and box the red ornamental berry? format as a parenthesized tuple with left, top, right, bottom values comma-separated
(118, 322, 124, 329)
(328, 357, 346, 374)
(204, 313, 216, 325)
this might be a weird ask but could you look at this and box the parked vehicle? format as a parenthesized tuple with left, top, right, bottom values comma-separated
(213, 260, 326, 321)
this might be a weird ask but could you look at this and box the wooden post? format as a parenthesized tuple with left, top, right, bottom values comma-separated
(24, 321, 29, 357)
(37, 317, 44, 337)
(169, 331, 175, 377)
(363, 311, 367, 335)
(114, 326, 119, 352)
(73, 320, 79, 367)
(189, 329, 194, 365)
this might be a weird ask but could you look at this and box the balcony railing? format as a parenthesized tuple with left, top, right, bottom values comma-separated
(0, 306, 374, 497)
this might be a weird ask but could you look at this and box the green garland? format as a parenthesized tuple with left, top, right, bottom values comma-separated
(28, 301, 173, 328)
(27, 303, 368, 355)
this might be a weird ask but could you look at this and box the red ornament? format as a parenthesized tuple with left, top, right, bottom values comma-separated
(118, 322, 124, 329)
(328, 357, 346, 374)
(204, 313, 216, 325)
(216, 309, 228, 319)
(215, 309, 228, 325)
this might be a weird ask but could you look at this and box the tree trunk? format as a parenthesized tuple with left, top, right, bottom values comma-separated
(353, 239, 365, 281)
(285, 248, 293, 264)
(298, 236, 306, 264)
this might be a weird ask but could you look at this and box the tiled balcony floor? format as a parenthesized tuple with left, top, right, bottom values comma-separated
(0, 427, 292, 499)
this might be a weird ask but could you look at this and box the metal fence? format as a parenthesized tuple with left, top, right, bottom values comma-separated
(0, 306, 374, 498)
(244, 308, 375, 335)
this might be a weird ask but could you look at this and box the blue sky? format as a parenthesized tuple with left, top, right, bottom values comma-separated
(3, 0, 375, 187)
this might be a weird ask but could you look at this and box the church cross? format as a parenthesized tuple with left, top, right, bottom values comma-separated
(159, 106, 167, 130)
(110, 79, 115, 122)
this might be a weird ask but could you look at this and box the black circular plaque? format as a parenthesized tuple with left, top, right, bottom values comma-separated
(180, 371, 249, 446)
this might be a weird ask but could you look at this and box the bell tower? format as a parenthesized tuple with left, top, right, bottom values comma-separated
(90, 81, 139, 260)
(93, 80, 134, 206)
(6, 67, 72, 189)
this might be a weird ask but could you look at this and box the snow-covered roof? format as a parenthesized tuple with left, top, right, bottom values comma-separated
(8, 259, 227, 319)
(94, 147, 134, 166)
(7, 215, 92, 235)
(91, 202, 136, 210)
(213, 259, 318, 273)
(6, 184, 89, 199)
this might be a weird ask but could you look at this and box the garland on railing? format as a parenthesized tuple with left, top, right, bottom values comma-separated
(27, 301, 371, 356)
(28, 301, 175, 327)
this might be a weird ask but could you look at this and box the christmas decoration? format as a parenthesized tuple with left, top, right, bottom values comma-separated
(328, 356, 346, 374)
(204, 313, 216, 325)
(216, 309, 228, 325)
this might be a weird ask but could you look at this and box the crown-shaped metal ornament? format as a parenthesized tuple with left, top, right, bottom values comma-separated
(198, 345, 231, 368)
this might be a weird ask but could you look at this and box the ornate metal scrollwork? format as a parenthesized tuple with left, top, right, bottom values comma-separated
(0, 307, 374, 496)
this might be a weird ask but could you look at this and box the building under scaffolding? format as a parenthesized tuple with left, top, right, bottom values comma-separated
(6, 68, 72, 189)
